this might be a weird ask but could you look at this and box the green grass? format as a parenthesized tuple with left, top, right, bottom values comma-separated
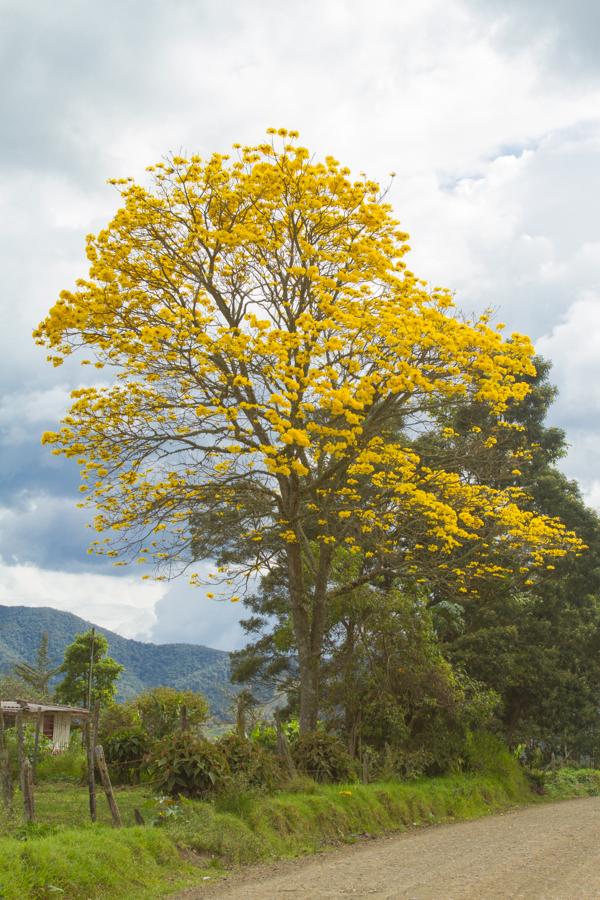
(5, 762, 600, 898)
(0, 826, 201, 899)
(0, 784, 155, 835)
(543, 767, 600, 799)
(164, 769, 532, 866)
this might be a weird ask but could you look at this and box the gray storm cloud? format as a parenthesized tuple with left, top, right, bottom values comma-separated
(1, 0, 599, 644)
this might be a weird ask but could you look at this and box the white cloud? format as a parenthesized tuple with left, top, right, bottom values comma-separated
(151, 572, 248, 651)
(537, 295, 600, 422)
(2, 0, 600, 642)
(0, 556, 248, 648)
(0, 561, 165, 639)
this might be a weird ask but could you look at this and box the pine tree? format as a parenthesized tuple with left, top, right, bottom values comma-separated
(13, 632, 61, 698)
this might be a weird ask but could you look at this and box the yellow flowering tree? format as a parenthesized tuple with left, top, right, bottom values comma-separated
(35, 130, 582, 732)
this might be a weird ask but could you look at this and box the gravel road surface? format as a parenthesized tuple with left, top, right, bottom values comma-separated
(178, 796, 600, 899)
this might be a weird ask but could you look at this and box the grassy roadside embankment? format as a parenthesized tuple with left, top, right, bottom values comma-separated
(0, 765, 533, 899)
(2, 764, 600, 898)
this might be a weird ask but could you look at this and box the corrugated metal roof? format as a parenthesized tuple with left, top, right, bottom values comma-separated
(0, 700, 89, 715)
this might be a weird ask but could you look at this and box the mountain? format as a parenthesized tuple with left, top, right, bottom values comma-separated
(0, 605, 239, 720)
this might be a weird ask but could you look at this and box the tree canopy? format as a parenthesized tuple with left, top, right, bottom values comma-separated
(36, 130, 583, 731)
(55, 630, 123, 708)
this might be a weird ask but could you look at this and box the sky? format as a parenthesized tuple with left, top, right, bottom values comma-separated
(1, 0, 599, 650)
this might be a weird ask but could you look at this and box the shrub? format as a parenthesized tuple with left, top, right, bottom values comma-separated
(2, 725, 55, 780)
(525, 767, 546, 794)
(135, 687, 209, 740)
(147, 732, 230, 798)
(250, 718, 299, 752)
(464, 731, 516, 779)
(375, 745, 433, 781)
(99, 702, 140, 740)
(217, 733, 284, 790)
(103, 727, 151, 784)
(35, 743, 86, 783)
(280, 773, 318, 794)
(99, 687, 209, 743)
(249, 722, 277, 751)
(292, 732, 357, 783)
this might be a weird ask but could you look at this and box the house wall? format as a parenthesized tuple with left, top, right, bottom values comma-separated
(51, 712, 72, 750)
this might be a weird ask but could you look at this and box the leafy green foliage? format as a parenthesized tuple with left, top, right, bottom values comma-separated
(292, 732, 357, 783)
(35, 742, 87, 783)
(55, 629, 123, 708)
(133, 686, 209, 739)
(249, 718, 299, 751)
(439, 357, 600, 755)
(98, 700, 139, 738)
(2, 724, 53, 779)
(103, 727, 151, 784)
(147, 732, 230, 798)
(542, 768, 600, 799)
(217, 733, 284, 790)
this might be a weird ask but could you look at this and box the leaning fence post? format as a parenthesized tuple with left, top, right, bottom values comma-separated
(95, 744, 122, 827)
(22, 758, 35, 823)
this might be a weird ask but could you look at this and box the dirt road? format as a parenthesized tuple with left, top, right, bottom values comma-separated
(180, 797, 600, 899)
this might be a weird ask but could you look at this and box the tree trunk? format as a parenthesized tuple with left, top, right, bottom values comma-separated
(287, 540, 331, 734)
(297, 648, 320, 734)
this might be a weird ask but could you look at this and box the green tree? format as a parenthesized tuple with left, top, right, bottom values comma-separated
(13, 632, 61, 698)
(434, 358, 600, 754)
(55, 630, 123, 708)
(36, 134, 582, 733)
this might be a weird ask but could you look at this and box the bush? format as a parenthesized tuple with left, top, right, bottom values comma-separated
(375, 745, 433, 781)
(463, 731, 516, 779)
(250, 718, 299, 752)
(99, 702, 140, 740)
(292, 732, 357, 783)
(543, 768, 600, 799)
(147, 732, 230, 798)
(35, 742, 86, 783)
(280, 773, 318, 794)
(103, 727, 151, 784)
(217, 733, 284, 790)
(249, 722, 277, 751)
(99, 687, 209, 744)
(2, 725, 55, 780)
(525, 767, 546, 794)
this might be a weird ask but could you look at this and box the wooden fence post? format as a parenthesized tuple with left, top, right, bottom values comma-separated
(22, 758, 35, 823)
(15, 710, 25, 793)
(85, 718, 97, 823)
(95, 745, 122, 827)
(32, 710, 43, 781)
(361, 752, 370, 785)
(0, 711, 13, 810)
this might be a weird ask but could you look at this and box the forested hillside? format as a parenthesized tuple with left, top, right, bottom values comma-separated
(0, 605, 235, 719)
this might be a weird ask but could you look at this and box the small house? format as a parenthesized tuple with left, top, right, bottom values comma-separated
(0, 700, 89, 750)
